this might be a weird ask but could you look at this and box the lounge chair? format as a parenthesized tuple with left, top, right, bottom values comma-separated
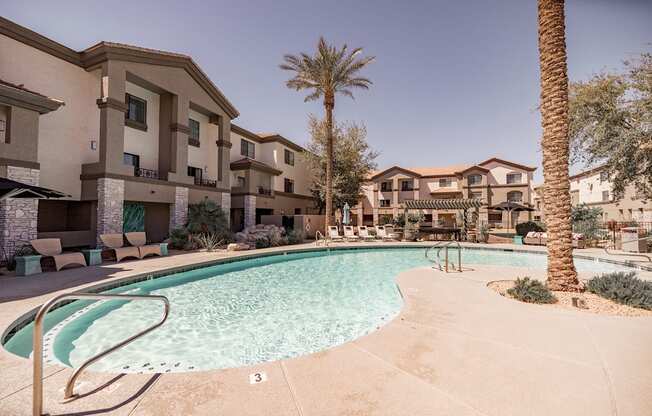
(343, 226, 359, 242)
(572, 233, 586, 249)
(357, 226, 375, 242)
(30, 238, 87, 271)
(327, 226, 344, 242)
(523, 231, 542, 245)
(100, 233, 140, 262)
(375, 225, 394, 241)
(125, 232, 162, 258)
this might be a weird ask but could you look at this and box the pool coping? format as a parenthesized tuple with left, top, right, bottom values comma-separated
(2, 242, 650, 347)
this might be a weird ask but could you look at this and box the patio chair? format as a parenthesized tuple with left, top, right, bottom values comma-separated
(375, 225, 395, 241)
(343, 226, 359, 242)
(523, 231, 542, 245)
(100, 233, 141, 262)
(30, 238, 87, 271)
(572, 233, 586, 249)
(125, 232, 162, 258)
(327, 226, 344, 242)
(357, 226, 376, 242)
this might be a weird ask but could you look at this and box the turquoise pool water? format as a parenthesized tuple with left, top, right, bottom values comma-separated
(2, 248, 633, 373)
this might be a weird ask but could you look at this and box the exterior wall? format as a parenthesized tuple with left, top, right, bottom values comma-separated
(124, 82, 160, 172)
(169, 186, 189, 231)
(0, 166, 39, 257)
(243, 195, 256, 229)
(0, 105, 40, 164)
(570, 172, 612, 204)
(0, 34, 101, 200)
(187, 108, 219, 182)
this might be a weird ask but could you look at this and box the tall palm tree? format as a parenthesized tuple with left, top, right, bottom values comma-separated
(280, 37, 374, 229)
(537, 0, 582, 291)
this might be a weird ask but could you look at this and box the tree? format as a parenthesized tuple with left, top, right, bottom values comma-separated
(569, 53, 652, 200)
(303, 115, 378, 216)
(537, 0, 582, 291)
(280, 37, 374, 229)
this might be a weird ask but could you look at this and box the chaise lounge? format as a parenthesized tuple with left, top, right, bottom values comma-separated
(30, 238, 87, 271)
(327, 226, 344, 242)
(343, 226, 359, 242)
(357, 226, 376, 241)
(100, 233, 141, 262)
(125, 232, 162, 258)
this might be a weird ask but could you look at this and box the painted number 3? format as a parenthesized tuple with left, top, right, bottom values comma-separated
(249, 371, 267, 384)
(253, 373, 262, 383)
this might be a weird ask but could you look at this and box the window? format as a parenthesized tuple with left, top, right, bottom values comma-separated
(599, 171, 609, 182)
(187, 166, 202, 181)
(125, 93, 147, 130)
(380, 181, 391, 192)
(284, 149, 294, 166)
(507, 191, 523, 202)
(236, 176, 246, 188)
(284, 178, 294, 193)
(602, 190, 610, 202)
(506, 173, 522, 184)
(401, 181, 413, 191)
(123, 152, 140, 168)
(470, 191, 482, 200)
(188, 118, 200, 147)
(0, 105, 8, 143)
(241, 139, 255, 158)
(294, 208, 302, 215)
(380, 199, 391, 207)
(438, 178, 452, 188)
(467, 174, 482, 186)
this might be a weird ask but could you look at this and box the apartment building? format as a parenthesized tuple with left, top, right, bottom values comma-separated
(229, 125, 317, 231)
(354, 158, 536, 228)
(534, 166, 651, 223)
(0, 17, 316, 258)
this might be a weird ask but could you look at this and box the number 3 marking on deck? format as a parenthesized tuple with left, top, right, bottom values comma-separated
(249, 371, 267, 384)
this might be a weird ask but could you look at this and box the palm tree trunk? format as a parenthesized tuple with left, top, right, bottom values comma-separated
(538, 0, 582, 291)
(324, 93, 335, 229)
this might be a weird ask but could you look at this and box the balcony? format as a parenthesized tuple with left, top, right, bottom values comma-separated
(194, 177, 217, 188)
(258, 186, 273, 196)
(135, 167, 159, 180)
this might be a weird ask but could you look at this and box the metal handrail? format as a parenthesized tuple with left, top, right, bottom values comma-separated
(603, 236, 651, 262)
(33, 293, 170, 416)
(315, 230, 328, 246)
(425, 241, 462, 272)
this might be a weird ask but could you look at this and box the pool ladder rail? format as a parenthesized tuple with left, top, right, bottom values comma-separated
(425, 241, 462, 273)
(315, 230, 329, 246)
(32, 292, 170, 416)
(603, 235, 651, 262)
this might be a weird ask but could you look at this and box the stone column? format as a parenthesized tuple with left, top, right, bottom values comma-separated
(169, 186, 189, 231)
(243, 195, 256, 229)
(96, 177, 125, 246)
(220, 192, 231, 226)
(392, 178, 399, 219)
(0, 166, 40, 259)
(372, 208, 379, 225)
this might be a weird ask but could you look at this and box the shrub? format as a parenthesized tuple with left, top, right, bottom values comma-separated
(255, 236, 271, 249)
(186, 199, 233, 243)
(515, 221, 544, 237)
(193, 233, 224, 252)
(587, 272, 652, 310)
(267, 227, 284, 247)
(169, 228, 193, 250)
(3, 244, 35, 271)
(286, 229, 305, 245)
(507, 277, 557, 304)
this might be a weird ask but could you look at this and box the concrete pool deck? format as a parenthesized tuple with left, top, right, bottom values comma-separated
(1, 242, 651, 415)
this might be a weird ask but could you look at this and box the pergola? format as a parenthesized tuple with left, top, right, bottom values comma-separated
(401, 198, 484, 240)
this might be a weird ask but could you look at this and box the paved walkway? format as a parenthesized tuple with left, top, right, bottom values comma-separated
(1, 243, 651, 415)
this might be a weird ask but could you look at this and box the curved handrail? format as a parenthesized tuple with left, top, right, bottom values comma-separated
(425, 241, 462, 272)
(603, 236, 651, 262)
(315, 230, 329, 246)
(33, 293, 169, 416)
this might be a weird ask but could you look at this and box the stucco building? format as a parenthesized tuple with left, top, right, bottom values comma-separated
(353, 158, 536, 228)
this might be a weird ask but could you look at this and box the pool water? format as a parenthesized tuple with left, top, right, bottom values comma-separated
(2, 248, 632, 373)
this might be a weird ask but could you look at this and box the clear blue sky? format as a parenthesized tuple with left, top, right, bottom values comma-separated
(3, 0, 651, 181)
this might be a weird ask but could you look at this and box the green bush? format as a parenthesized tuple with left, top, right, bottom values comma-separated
(286, 229, 305, 245)
(3, 244, 35, 271)
(515, 221, 544, 237)
(186, 199, 233, 243)
(507, 277, 557, 304)
(169, 228, 193, 250)
(587, 272, 652, 310)
(255, 236, 271, 249)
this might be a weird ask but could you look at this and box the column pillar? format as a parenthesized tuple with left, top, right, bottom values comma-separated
(96, 177, 125, 246)
(220, 192, 231, 226)
(213, 114, 232, 190)
(244, 195, 256, 229)
(167, 95, 192, 184)
(373, 208, 379, 225)
(0, 166, 39, 259)
(392, 178, 399, 219)
(169, 186, 189, 231)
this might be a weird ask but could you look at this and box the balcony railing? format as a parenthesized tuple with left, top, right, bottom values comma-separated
(258, 187, 272, 196)
(135, 167, 159, 179)
(194, 177, 217, 187)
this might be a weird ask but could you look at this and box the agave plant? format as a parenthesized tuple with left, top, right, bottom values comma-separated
(193, 233, 224, 252)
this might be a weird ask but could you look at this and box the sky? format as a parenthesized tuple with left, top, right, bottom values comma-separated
(3, 0, 651, 182)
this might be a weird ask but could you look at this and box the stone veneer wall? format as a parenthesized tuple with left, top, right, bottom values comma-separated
(0, 166, 40, 261)
(243, 195, 256, 229)
(220, 192, 231, 226)
(96, 178, 125, 246)
(169, 186, 189, 231)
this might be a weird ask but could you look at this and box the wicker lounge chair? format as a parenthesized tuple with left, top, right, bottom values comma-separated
(357, 226, 376, 241)
(100, 233, 140, 262)
(125, 232, 162, 258)
(327, 226, 344, 242)
(343, 226, 359, 242)
(30, 238, 87, 271)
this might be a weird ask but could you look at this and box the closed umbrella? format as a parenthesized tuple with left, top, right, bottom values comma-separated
(342, 202, 351, 225)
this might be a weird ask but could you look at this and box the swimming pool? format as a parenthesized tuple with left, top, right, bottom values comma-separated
(2, 247, 636, 374)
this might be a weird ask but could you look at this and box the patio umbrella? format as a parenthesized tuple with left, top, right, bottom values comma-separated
(0, 177, 70, 200)
(342, 202, 351, 225)
(489, 201, 535, 229)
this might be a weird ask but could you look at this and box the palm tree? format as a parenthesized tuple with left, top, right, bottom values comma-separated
(280, 37, 374, 229)
(537, 0, 582, 291)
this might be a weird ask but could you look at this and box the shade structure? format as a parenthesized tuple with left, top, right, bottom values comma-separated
(0, 177, 70, 200)
(489, 201, 535, 212)
(401, 198, 484, 210)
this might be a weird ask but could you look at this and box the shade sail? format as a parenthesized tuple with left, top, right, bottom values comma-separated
(0, 177, 70, 200)
(489, 201, 535, 212)
(402, 199, 483, 210)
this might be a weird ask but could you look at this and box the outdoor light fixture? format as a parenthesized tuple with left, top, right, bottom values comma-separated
(90, 140, 97, 150)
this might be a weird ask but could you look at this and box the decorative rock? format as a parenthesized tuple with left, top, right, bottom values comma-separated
(227, 243, 249, 251)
